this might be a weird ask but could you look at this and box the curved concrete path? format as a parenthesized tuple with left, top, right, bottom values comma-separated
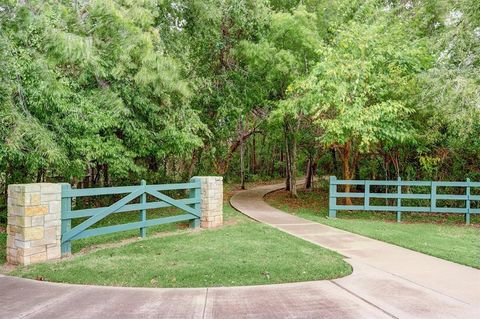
(0, 182, 479, 319)
(230, 182, 480, 318)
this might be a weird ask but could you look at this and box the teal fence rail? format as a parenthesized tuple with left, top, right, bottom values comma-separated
(61, 178, 201, 255)
(329, 176, 480, 224)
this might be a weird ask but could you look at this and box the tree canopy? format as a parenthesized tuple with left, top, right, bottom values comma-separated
(0, 0, 479, 203)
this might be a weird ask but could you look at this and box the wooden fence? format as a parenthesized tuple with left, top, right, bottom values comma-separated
(329, 176, 479, 224)
(61, 178, 201, 254)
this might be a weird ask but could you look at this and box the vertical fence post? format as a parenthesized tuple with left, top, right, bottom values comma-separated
(61, 183, 72, 256)
(139, 180, 147, 238)
(329, 176, 337, 219)
(190, 177, 201, 228)
(364, 181, 370, 211)
(466, 178, 471, 225)
(430, 181, 437, 215)
(397, 177, 402, 222)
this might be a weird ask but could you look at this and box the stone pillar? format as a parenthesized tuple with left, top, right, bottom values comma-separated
(7, 183, 62, 265)
(194, 176, 223, 228)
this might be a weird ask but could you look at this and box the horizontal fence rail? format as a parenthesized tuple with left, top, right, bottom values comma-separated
(328, 176, 479, 224)
(61, 178, 202, 255)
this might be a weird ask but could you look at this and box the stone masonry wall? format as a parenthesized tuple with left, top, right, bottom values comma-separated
(195, 176, 223, 228)
(7, 183, 62, 265)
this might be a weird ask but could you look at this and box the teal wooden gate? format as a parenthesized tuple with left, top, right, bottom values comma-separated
(329, 176, 479, 224)
(61, 178, 201, 255)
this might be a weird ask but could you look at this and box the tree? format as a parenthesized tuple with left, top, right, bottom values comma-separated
(416, 0, 480, 180)
(0, 0, 205, 190)
(287, 5, 431, 202)
(159, 0, 272, 177)
(238, 5, 322, 196)
(1, 0, 478, 204)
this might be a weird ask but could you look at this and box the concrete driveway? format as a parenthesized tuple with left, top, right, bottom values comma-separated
(230, 183, 480, 318)
(0, 182, 479, 318)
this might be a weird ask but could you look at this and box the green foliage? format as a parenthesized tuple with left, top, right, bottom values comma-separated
(415, 0, 480, 179)
(0, 0, 205, 187)
(237, 5, 321, 110)
(289, 6, 432, 152)
(0, 0, 478, 197)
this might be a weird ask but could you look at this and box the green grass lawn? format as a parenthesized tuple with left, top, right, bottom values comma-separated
(8, 204, 351, 287)
(70, 208, 186, 254)
(265, 186, 480, 269)
(0, 197, 192, 265)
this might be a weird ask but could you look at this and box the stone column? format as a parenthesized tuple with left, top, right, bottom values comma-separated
(7, 183, 62, 265)
(193, 176, 223, 228)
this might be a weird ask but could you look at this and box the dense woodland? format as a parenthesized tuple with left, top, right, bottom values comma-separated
(0, 0, 479, 206)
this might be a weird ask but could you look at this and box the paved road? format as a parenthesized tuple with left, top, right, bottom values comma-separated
(0, 182, 479, 318)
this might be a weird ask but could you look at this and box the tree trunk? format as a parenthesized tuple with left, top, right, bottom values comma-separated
(213, 124, 259, 175)
(36, 169, 43, 183)
(270, 146, 276, 177)
(285, 152, 291, 191)
(284, 116, 298, 197)
(94, 162, 102, 186)
(280, 149, 285, 178)
(331, 148, 338, 175)
(171, 157, 177, 180)
(289, 118, 299, 198)
(163, 157, 168, 179)
(251, 134, 256, 174)
(187, 150, 197, 180)
(341, 142, 353, 205)
(103, 164, 109, 187)
(312, 161, 318, 189)
(240, 116, 245, 190)
(284, 120, 291, 191)
(260, 133, 266, 174)
(305, 158, 313, 189)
